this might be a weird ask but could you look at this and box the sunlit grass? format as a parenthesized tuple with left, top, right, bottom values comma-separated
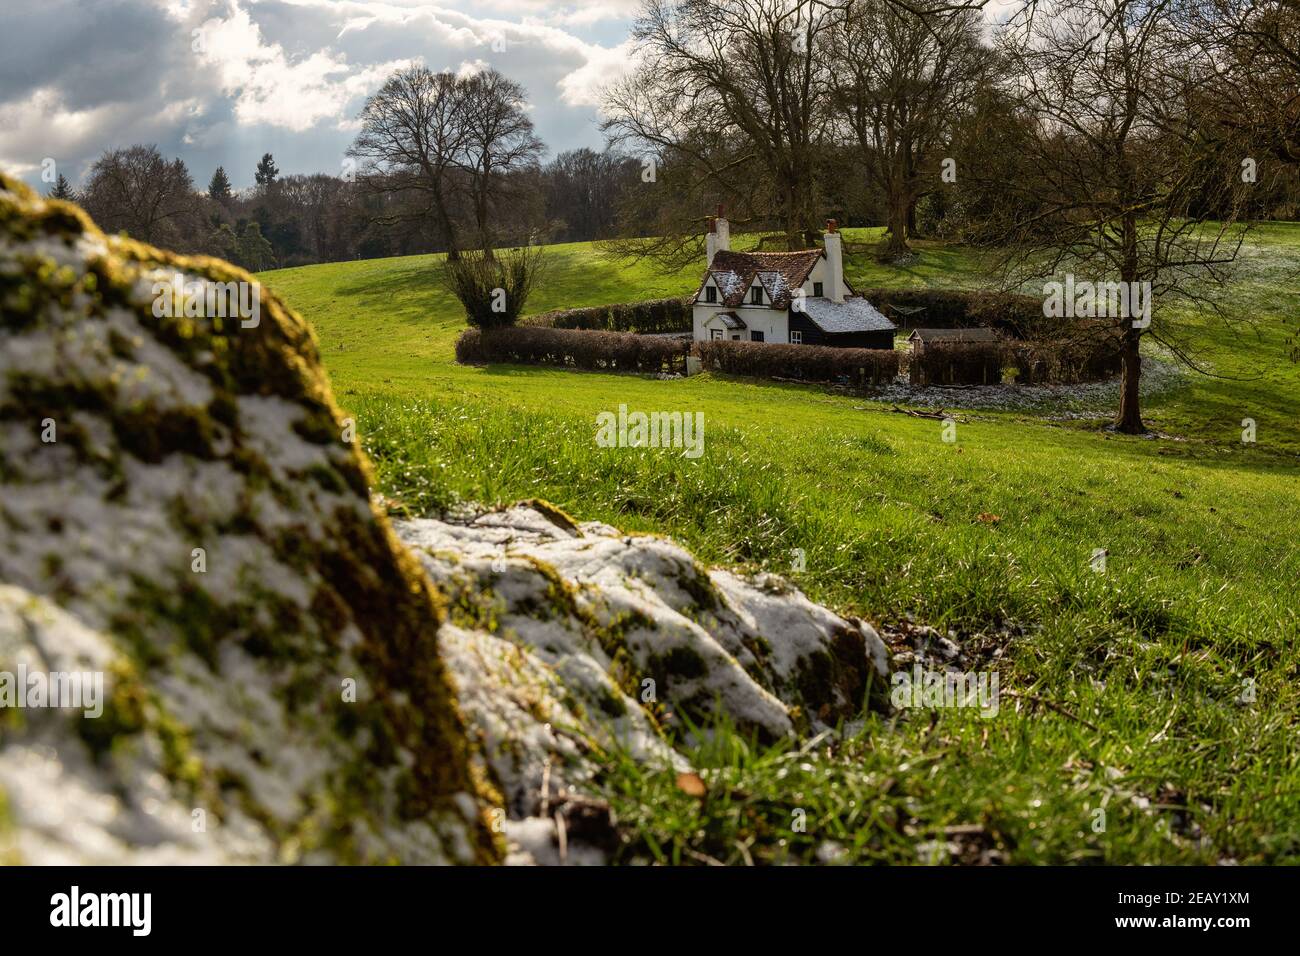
(258, 223, 1300, 863)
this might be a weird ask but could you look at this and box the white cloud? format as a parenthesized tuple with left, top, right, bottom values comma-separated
(0, 85, 207, 179)
(0, 0, 635, 189)
(457, 59, 491, 79)
(196, 6, 410, 131)
(557, 39, 637, 107)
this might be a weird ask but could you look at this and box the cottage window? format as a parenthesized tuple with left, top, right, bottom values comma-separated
(750, 286, 763, 305)
(790, 330, 803, 345)
(705, 285, 717, 303)
(751, 331, 764, 343)
(813, 282, 823, 297)
(710, 329, 724, 341)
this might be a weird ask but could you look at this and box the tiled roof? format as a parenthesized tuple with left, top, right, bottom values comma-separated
(698, 249, 825, 309)
(798, 296, 896, 334)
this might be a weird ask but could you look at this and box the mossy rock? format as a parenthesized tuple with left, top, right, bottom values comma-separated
(0, 172, 499, 864)
(401, 506, 893, 749)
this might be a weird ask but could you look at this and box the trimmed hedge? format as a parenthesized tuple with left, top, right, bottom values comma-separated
(1007, 337, 1124, 385)
(456, 296, 1122, 389)
(906, 336, 1123, 386)
(456, 327, 899, 385)
(523, 296, 693, 334)
(456, 326, 689, 374)
(695, 339, 900, 386)
(909, 341, 1006, 386)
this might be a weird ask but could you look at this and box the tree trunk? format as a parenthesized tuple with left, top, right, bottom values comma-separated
(1114, 211, 1143, 433)
(1115, 328, 1145, 434)
(784, 180, 803, 250)
(882, 191, 911, 259)
(474, 182, 494, 260)
(902, 134, 919, 238)
(433, 185, 460, 261)
(786, 171, 821, 250)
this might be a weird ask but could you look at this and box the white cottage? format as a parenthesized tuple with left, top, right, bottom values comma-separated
(691, 211, 896, 348)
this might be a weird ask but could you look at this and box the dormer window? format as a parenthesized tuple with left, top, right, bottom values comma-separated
(705, 285, 717, 303)
(813, 282, 824, 297)
(751, 286, 763, 305)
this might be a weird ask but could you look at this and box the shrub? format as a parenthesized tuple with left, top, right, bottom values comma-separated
(456, 326, 690, 374)
(524, 296, 692, 333)
(694, 339, 900, 386)
(442, 246, 546, 329)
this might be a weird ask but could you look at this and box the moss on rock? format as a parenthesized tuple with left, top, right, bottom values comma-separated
(0, 173, 499, 864)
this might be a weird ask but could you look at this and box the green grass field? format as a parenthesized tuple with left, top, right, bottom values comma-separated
(259, 225, 1300, 864)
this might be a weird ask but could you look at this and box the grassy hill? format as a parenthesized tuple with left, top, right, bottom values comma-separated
(260, 225, 1300, 864)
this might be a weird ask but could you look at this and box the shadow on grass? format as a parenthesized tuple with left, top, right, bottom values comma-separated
(331, 261, 454, 327)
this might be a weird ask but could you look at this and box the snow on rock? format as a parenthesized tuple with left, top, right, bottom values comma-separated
(0, 172, 497, 864)
(0, 585, 268, 864)
(396, 502, 890, 863)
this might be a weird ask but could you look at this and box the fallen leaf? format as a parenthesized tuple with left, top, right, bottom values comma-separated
(976, 512, 1001, 524)
(676, 771, 707, 798)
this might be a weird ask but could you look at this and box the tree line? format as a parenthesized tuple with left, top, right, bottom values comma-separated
(45, 67, 647, 271)
(602, 0, 1300, 264)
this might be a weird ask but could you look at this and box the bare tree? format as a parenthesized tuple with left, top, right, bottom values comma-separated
(1182, 0, 1300, 165)
(542, 149, 642, 242)
(994, 0, 1250, 434)
(917, 81, 1043, 242)
(827, 0, 990, 259)
(350, 67, 471, 259)
(603, 0, 837, 252)
(460, 69, 545, 257)
(269, 173, 361, 263)
(597, 132, 762, 272)
(80, 145, 201, 248)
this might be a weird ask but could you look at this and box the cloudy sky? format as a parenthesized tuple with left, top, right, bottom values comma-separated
(0, 0, 640, 191)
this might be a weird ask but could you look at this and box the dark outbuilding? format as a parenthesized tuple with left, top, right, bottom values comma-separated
(907, 327, 1000, 352)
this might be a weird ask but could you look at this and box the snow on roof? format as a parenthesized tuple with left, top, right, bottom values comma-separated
(699, 249, 824, 309)
(709, 269, 745, 298)
(705, 311, 747, 330)
(756, 270, 789, 303)
(798, 296, 897, 334)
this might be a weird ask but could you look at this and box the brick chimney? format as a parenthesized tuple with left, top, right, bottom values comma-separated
(706, 203, 730, 264)
(823, 219, 844, 303)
